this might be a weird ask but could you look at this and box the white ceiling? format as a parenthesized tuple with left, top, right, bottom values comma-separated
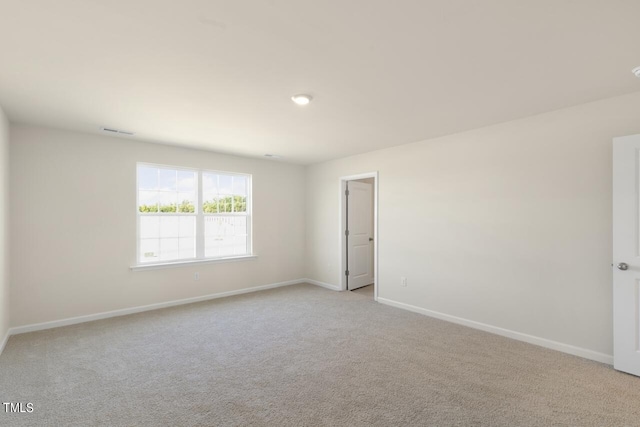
(1, 1, 640, 164)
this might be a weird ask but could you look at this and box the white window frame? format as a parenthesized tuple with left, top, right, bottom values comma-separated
(134, 162, 253, 269)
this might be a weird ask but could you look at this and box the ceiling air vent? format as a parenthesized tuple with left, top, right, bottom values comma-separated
(100, 127, 135, 136)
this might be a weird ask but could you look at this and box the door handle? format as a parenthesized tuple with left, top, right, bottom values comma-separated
(617, 262, 629, 271)
(369, 237, 374, 241)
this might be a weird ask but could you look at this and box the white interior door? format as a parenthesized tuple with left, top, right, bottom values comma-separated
(346, 181, 374, 290)
(613, 134, 640, 377)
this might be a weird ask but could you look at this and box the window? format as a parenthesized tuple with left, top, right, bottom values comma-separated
(137, 163, 251, 265)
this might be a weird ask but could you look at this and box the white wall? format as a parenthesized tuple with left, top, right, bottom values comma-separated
(306, 90, 640, 358)
(0, 105, 9, 345)
(9, 125, 306, 327)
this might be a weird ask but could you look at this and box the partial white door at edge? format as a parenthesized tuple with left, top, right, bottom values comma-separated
(613, 134, 640, 377)
(346, 181, 374, 290)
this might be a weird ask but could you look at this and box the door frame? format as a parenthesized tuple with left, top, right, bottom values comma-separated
(339, 172, 379, 300)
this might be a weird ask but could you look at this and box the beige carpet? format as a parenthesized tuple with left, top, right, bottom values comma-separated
(351, 284, 374, 297)
(1, 283, 639, 426)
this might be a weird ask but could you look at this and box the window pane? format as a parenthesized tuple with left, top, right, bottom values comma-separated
(159, 238, 179, 261)
(160, 217, 179, 238)
(219, 196, 232, 213)
(138, 167, 158, 190)
(218, 175, 233, 195)
(139, 191, 159, 212)
(205, 216, 222, 236)
(219, 237, 234, 256)
(234, 216, 247, 235)
(177, 170, 196, 192)
(225, 215, 236, 233)
(208, 216, 234, 236)
(179, 216, 195, 237)
(205, 216, 248, 258)
(159, 169, 177, 191)
(140, 238, 159, 263)
(138, 216, 195, 262)
(205, 245, 220, 258)
(178, 192, 196, 213)
(233, 236, 247, 255)
(203, 195, 218, 213)
(203, 173, 218, 194)
(206, 235, 234, 257)
(159, 192, 178, 213)
(140, 216, 160, 239)
(179, 237, 195, 259)
(232, 176, 247, 196)
(233, 195, 247, 213)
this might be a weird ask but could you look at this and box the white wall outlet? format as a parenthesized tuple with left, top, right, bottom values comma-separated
(401, 276, 407, 287)
(194, 272, 200, 281)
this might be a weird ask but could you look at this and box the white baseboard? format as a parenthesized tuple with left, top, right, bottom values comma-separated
(9, 279, 305, 336)
(303, 278, 341, 291)
(377, 297, 613, 365)
(0, 330, 9, 356)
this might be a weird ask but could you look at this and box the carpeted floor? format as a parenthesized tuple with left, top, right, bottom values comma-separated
(351, 284, 374, 298)
(1, 283, 639, 426)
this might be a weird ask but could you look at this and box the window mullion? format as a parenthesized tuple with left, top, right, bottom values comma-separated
(196, 171, 205, 259)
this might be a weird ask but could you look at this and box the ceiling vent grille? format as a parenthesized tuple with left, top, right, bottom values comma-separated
(100, 127, 134, 136)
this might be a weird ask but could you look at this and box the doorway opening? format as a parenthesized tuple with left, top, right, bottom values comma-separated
(340, 172, 378, 301)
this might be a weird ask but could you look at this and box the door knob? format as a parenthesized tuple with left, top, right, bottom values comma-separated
(617, 262, 629, 271)
(369, 237, 374, 241)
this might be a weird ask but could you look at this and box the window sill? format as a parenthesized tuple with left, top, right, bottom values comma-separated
(130, 255, 258, 271)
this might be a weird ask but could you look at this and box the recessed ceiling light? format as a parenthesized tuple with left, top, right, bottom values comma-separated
(291, 94, 312, 106)
(632, 67, 640, 78)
